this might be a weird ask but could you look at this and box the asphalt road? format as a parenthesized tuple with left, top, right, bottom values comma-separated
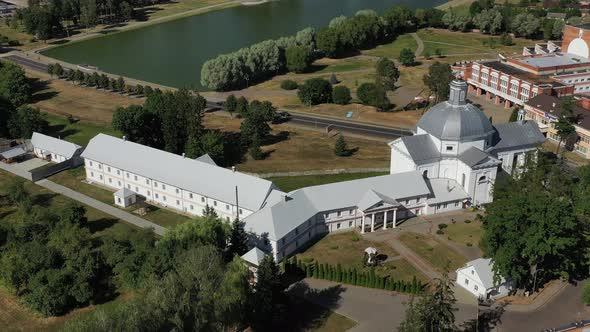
(6, 54, 48, 72)
(288, 112, 412, 140)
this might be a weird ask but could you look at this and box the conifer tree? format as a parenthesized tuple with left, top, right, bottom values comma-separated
(227, 218, 249, 259)
(313, 261, 319, 278)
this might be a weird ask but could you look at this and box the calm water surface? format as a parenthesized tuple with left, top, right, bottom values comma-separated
(43, 0, 445, 89)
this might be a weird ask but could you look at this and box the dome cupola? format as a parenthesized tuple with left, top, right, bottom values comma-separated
(417, 80, 495, 141)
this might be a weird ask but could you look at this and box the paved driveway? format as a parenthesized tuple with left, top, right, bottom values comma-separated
(13, 157, 48, 171)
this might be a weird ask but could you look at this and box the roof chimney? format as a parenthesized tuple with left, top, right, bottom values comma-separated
(123, 136, 126, 141)
(182, 153, 185, 158)
(232, 166, 236, 172)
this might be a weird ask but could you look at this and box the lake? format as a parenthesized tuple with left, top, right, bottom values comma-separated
(42, 0, 445, 89)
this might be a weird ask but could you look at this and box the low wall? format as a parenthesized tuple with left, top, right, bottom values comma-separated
(247, 168, 390, 179)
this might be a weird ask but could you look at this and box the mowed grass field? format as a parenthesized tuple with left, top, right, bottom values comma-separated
(269, 172, 388, 192)
(444, 221, 484, 248)
(398, 232, 467, 272)
(299, 232, 428, 283)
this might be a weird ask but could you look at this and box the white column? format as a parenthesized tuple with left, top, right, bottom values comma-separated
(393, 209, 397, 228)
(384, 210, 388, 230)
(370, 214, 375, 232)
(361, 212, 365, 234)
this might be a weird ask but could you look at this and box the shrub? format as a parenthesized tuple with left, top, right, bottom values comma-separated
(399, 48, 415, 66)
(351, 234, 360, 242)
(466, 242, 473, 247)
(464, 219, 472, 224)
(437, 223, 448, 230)
(582, 283, 590, 305)
(297, 78, 333, 105)
(280, 80, 298, 90)
(334, 135, 350, 157)
(8, 40, 20, 46)
(303, 257, 314, 263)
(332, 85, 351, 105)
(356, 83, 390, 110)
(436, 229, 444, 235)
(329, 244, 339, 250)
(286, 45, 313, 73)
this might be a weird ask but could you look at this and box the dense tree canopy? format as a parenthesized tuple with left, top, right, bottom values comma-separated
(356, 82, 390, 110)
(0, 61, 31, 107)
(375, 57, 399, 91)
(482, 155, 589, 288)
(297, 78, 333, 106)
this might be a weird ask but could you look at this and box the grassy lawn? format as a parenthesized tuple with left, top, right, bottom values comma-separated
(269, 172, 388, 192)
(443, 221, 483, 247)
(282, 298, 357, 332)
(398, 232, 467, 272)
(417, 29, 532, 58)
(299, 232, 428, 283)
(362, 34, 418, 59)
(313, 58, 374, 74)
(44, 114, 120, 146)
(204, 114, 391, 173)
(28, 72, 143, 126)
(49, 167, 190, 229)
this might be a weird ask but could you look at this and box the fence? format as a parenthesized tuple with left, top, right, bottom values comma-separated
(248, 167, 390, 179)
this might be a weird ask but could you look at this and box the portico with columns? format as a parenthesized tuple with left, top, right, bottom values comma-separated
(359, 205, 399, 234)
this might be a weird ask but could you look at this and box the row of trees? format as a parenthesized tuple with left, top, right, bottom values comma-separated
(283, 256, 425, 294)
(446, 0, 575, 39)
(201, 28, 316, 91)
(481, 154, 590, 289)
(48, 63, 159, 96)
(10, 0, 150, 41)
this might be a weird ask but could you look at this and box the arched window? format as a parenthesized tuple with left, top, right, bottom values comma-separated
(478, 176, 486, 183)
(423, 170, 428, 178)
(461, 174, 466, 187)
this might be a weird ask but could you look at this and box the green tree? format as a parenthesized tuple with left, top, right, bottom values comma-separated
(316, 27, 341, 58)
(511, 13, 541, 38)
(6, 178, 31, 209)
(473, 9, 504, 35)
(334, 135, 350, 157)
(0, 61, 31, 106)
(481, 155, 584, 287)
(382, 5, 414, 36)
(285, 45, 313, 73)
(332, 85, 351, 105)
(356, 82, 390, 110)
(227, 219, 249, 258)
(224, 94, 237, 117)
(7, 105, 48, 139)
(423, 62, 452, 103)
(375, 57, 399, 91)
(215, 256, 250, 330)
(398, 296, 427, 332)
(251, 255, 283, 330)
(582, 282, 590, 305)
(112, 105, 163, 148)
(399, 48, 415, 66)
(297, 78, 333, 105)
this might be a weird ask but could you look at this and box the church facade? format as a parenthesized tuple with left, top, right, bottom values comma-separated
(389, 80, 545, 207)
(243, 80, 545, 261)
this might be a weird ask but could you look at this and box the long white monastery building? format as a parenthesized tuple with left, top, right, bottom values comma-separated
(80, 80, 545, 261)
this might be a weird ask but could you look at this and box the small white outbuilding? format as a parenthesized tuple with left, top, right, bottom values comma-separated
(114, 187, 137, 208)
(456, 258, 513, 300)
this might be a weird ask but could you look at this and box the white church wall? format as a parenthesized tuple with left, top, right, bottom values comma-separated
(457, 139, 486, 154)
(417, 162, 439, 179)
(457, 161, 474, 192)
(390, 142, 416, 174)
(438, 158, 459, 180)
(441, 140, 459, 156)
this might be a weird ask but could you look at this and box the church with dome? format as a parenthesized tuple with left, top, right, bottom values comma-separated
(241, 80, 545, 261)
(389, 79, 545, 206)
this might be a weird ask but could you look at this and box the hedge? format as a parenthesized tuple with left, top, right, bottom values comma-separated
(282, 256, 425, 294)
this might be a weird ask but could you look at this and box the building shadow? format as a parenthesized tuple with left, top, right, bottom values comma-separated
(460, 303, 507, 332)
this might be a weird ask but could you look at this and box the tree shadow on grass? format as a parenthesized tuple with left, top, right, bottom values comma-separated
(45, 124, 79, 141)
(29, 77, 60, 103)
(282, 283, 347, 331)
(263, 130, 290, 146)
(33, 193, 58, 207)
(460, 303, 506, 332)
(305, 64, 329, 74)
(133, 6, 165, 22)
(88, 218, 119, 234)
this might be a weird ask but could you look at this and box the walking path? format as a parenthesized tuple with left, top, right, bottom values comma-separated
(411, 32, 424, 58)
(36, 179, 166, 235)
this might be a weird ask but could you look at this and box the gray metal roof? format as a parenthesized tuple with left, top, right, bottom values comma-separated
(81, 134, 277, 211)
(241, 247, 267, 266)
(488, 121, 545, 153)
(114, 187, 135, 199)
(426, 178, 470, 204)
(244, 171, 431, 241)
(457, 258, 505, 289)
(195, 153, 217, 166)
(357, 189, 399, 211)
(417, 81, 495, 141)
(0, 145, 27, 159)
(458, 147, 500, 169)
(400, 134, 440, 164)
(31, 132, 82, 159)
